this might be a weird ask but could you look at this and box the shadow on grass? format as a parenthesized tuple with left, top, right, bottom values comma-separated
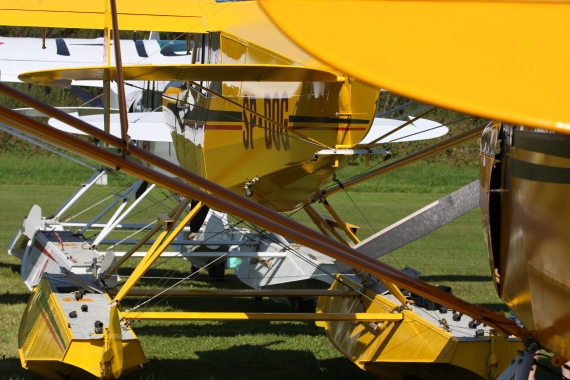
(134, 343, 376, 380)
(0, 358, 42, 380)
(0, 292, 30, 305)
(0, 261, 23, 274)
(131, 318, 324, 339)
(1, 344, 562, 380)
(419, 275, 493, 283)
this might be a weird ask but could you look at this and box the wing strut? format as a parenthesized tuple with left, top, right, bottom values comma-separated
(109, 0, 130, 154)
(335, 180, 480, 272)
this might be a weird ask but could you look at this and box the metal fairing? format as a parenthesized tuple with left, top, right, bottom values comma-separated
(481, 123, 570, 359)
(164, 31, 378, 211)
(19, 278, 146, 380)
(234, 241, 337, 289)
(321, 276, 523, 380)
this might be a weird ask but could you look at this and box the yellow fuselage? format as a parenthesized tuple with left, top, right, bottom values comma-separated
(162, 14, 379, 211)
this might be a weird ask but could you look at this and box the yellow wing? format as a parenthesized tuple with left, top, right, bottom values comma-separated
(18, 64, 343, 87)
(0, 1, 327, 70)
(1, 0, 205, 32)
(258, 0, 570, 133)
(0, 0, 254, 33)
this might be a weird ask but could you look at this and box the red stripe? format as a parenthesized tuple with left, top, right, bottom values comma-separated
(205, 125, 242, 130)
(39, 260, 49, 278)
(33, 240, 57, 262)
(42, 249, 57, 262)
(40, 311, 65, 352)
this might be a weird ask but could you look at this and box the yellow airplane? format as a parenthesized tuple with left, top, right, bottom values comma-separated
(259, 0, 570, 371)
(0, 1, 544, 379)
(258, 0, 570, 133)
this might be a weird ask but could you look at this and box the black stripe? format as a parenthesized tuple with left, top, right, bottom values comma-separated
(55, 38, 70, 56)
(134, 40, 148, 58)
(514, 129, 570, 159)
(510, 158, 570, 184)
(289, 115, 370, 124)
(206, 110, 242, 122)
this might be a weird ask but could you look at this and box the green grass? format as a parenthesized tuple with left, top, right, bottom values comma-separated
(0, 156, 561, 379)
(0, 153, 125, 186)
(336, 160, 479, 193)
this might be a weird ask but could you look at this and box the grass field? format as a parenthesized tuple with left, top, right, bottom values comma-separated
(0, 155, 559, 379)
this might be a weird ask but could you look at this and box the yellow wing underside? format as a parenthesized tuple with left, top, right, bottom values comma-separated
(258, 0, 570, 134)
(0, 0, 250, 33)
(19, 64, 344, 87)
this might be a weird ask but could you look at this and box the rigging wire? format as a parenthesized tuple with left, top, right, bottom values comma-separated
(61, 179, 133, 222)
(111, 194, 467, 327)
(118, 203, 374, 315)
(118, 204, 264, 313)
(105, 220, 157, 251)
(330, 177, 405, 270)
(124, 228, 255, 315)
(213, 193, 393, 312)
